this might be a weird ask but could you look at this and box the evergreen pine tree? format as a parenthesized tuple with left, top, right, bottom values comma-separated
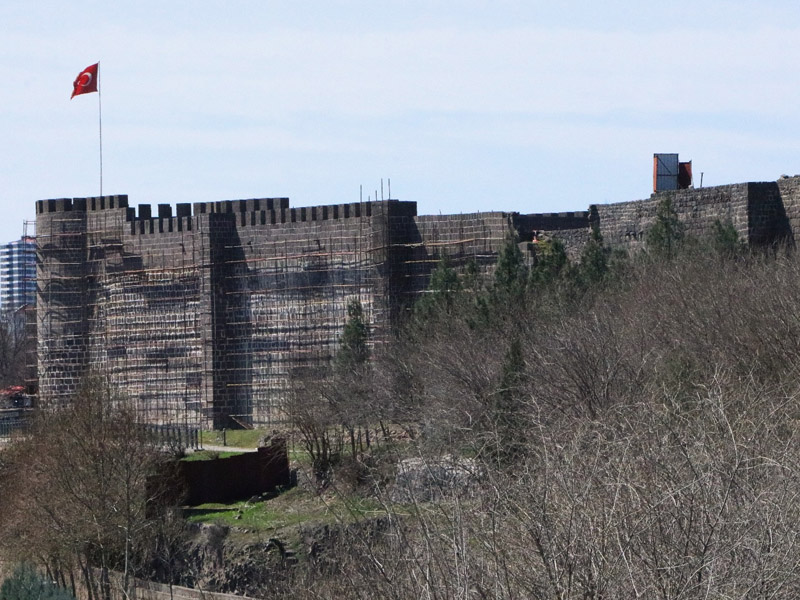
(0, 564, 75, 600)
(484, 337, 527, 467)
(579, 222, 608, 284)
(414, 256, 462, 319)
(647, 196, 685, 260)
(335, 299, 371, 459)
(712, 219, 743, 259)
(494, 233, 528, 300)
(336, 299, 369, 370)
(530, 238, 568, 287)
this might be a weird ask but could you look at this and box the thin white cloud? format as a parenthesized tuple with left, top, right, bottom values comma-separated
(2, 1, 800, 244)
(65, 25, 798, 120)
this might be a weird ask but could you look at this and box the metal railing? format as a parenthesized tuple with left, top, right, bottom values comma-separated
(144, 423, 200, 451)
(0, 413, 31, 439)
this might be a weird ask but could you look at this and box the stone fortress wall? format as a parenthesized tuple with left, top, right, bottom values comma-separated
(34, 175, 800, 428)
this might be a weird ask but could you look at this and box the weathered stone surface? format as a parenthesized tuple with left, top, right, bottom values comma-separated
(35, 176, 800, 427)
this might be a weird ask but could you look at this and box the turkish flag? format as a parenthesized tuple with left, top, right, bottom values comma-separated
(71, 63, 98, 99)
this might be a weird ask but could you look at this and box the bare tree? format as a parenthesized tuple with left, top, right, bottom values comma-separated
(0, 308, 33, 388)
(288, 248, 800, 599)
(287, 370, 345, 486)
(0, 375, 176, 600)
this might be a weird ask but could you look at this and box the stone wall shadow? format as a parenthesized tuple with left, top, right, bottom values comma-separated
(210, 214, 253, 429)
(749, 182, 794, 249)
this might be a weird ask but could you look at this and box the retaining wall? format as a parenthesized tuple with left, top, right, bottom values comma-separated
(179, 440, 290, 505)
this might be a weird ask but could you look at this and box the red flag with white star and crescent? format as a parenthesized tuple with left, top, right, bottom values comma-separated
(71, 63, 98, 99)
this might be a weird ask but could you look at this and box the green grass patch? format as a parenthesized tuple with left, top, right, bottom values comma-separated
(185, 486, 384, 533)
(200, 429, 266, 448)
(287, 444, 312, 467)
(181, 450, 244, 462)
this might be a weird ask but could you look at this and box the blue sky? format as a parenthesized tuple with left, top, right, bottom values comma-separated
(2, 1, 800, 243)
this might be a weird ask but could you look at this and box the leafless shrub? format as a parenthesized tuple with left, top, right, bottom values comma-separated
(0, 375, 182, 600)
(282, 251, 800, 599)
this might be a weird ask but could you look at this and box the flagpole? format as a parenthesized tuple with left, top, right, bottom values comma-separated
(98, 63, 103, 197)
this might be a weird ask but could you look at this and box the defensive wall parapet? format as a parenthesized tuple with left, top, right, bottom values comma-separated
(36, 195, 421, 237)
(35, 175, 800, 426)
(594, 183, 752, 251)
(35, 193, 425, 426)
(35, 195, 129, 214)
(35, 176, 800, 252)
(769, 177, 800, 243)
(593, 178, 798, 252)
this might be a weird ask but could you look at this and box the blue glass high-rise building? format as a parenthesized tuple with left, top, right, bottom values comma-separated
(0, 236, 36, 314)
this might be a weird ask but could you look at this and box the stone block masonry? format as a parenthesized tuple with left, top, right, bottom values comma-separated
(36, 196, 516, 428)
(593, 180, 795, 252)
(34, 175, 800, 428)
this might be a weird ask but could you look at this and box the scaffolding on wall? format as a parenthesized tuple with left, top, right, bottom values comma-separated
(35, 197, 511, 430)
(211, 206, 392, 427)
(91, 269, 205, 425)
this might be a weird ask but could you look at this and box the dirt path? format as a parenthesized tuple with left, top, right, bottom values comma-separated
(194, 444, 258, 453)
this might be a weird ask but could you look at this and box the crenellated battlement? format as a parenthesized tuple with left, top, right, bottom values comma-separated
(515, 211, 591, 231)
(36, 195, 129, 214)
(36, 194, 420, 228)
(128, 215, 196, 235)
(121, 198, 418, 236)
(527, 211, 590, 221)
(233, 201, 377, 229)
(192, 198, 290, 215)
